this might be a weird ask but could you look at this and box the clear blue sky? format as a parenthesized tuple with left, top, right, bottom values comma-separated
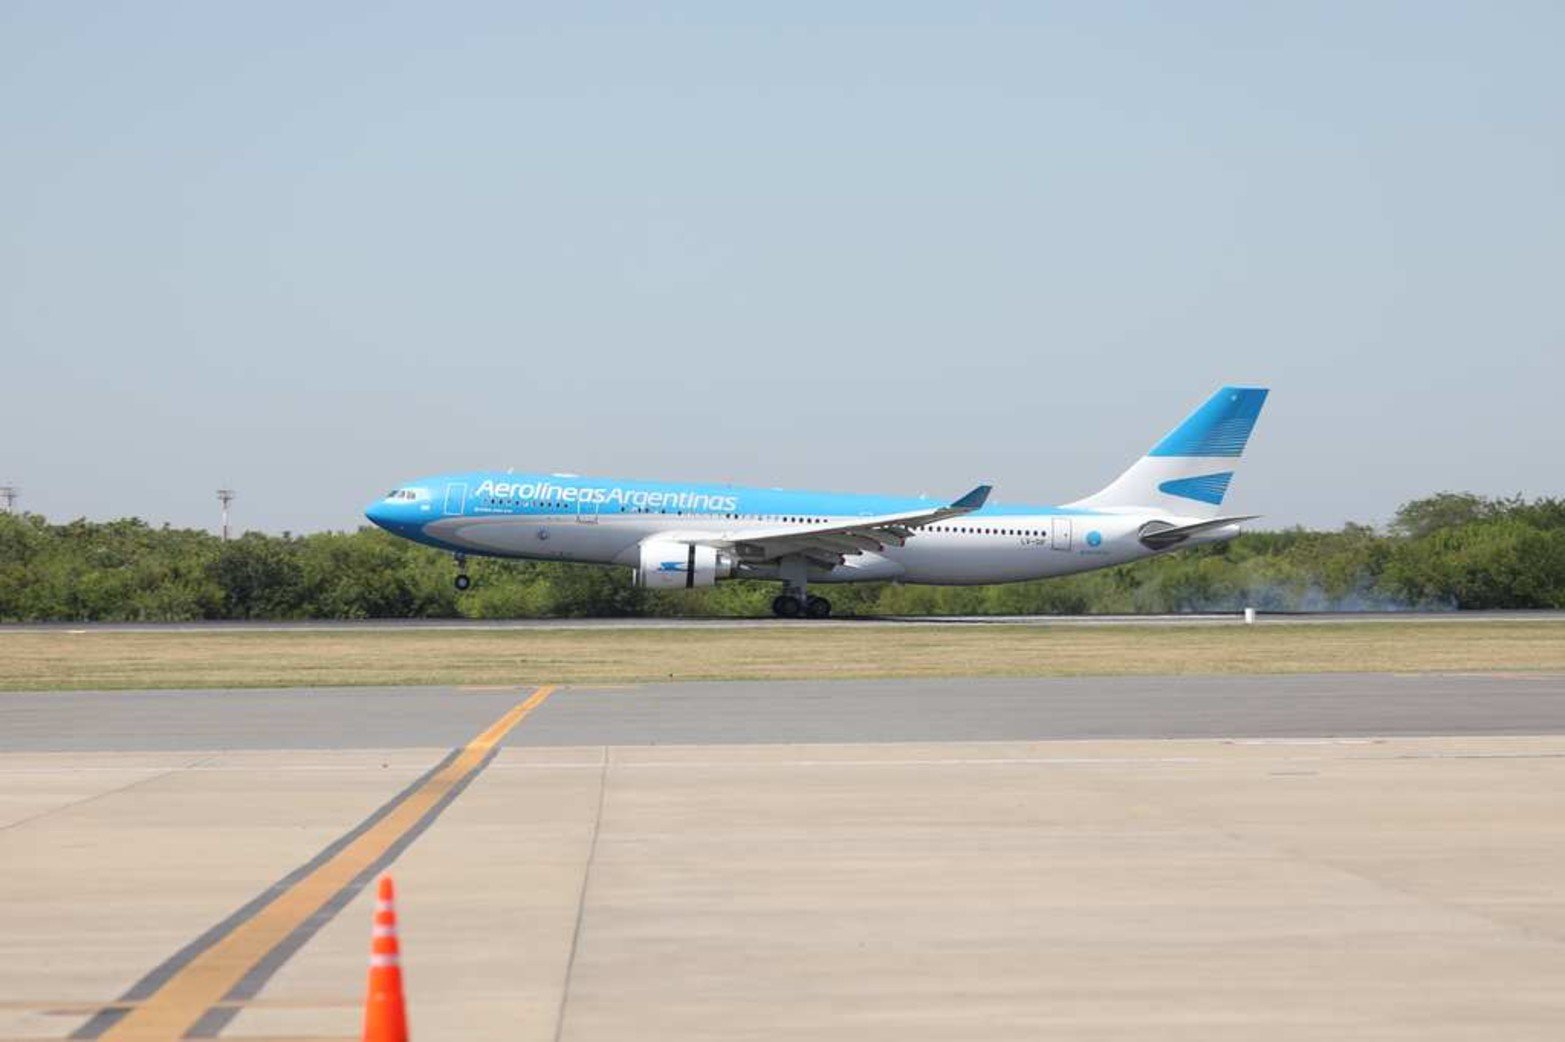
(3, 3, 1561, 534)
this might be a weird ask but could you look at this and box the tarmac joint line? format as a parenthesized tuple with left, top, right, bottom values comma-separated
(72, 684, 558, 1042)
(551, 747, 609, 1042)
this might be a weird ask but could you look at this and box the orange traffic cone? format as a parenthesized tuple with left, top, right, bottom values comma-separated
(362, 875, 409, 1042)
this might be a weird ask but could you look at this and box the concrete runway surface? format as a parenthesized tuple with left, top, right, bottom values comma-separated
(4, 674, 1565, 1040)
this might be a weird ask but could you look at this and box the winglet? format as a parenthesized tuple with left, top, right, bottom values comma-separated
(951, 484, 992, 511)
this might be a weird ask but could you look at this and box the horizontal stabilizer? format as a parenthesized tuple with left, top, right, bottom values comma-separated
(1138, 515, 1258, 551)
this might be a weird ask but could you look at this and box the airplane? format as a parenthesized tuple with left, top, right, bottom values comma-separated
(365, 386, 1268, 618)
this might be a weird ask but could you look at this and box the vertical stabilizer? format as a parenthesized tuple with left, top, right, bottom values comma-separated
(1065, 386, 1269, 518)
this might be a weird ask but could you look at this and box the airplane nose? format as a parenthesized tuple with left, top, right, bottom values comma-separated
(364, 500, 392, 529)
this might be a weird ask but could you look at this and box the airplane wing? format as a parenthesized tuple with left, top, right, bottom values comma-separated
(691, 485, 992, 567)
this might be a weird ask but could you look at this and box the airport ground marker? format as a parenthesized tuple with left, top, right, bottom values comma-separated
(361, 876, 407, 1042)
(76, 685, 557, 1042)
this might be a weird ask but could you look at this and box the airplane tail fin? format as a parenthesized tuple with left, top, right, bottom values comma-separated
(1065, 386, 1269, 519)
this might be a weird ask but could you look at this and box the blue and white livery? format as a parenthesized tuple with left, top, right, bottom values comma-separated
(366, 386, 1269, 617)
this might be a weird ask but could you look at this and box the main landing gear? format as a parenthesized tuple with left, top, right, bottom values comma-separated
(771, 555, 831, 618)
(770, 594, 831, 619)
(453, 553, 471, 592)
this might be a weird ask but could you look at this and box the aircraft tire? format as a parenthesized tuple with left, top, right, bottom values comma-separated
(772, 595, 802, 619)
(454, 573, 472, 591)
(806, 595, 832, 619)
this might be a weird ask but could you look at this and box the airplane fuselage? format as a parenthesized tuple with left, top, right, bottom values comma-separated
(366, 471, 1229, 586)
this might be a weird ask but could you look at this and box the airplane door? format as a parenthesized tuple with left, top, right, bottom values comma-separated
(575, 495, 599, 524)
(1051, 517, 1072, 550)
(443, 483, 467, 516)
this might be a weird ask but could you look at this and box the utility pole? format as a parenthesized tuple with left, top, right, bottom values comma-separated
(0, 486, 16, 513)
(216, 488, 236, 540)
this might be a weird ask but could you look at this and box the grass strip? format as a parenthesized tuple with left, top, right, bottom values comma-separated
(2, 621, 1563, 691)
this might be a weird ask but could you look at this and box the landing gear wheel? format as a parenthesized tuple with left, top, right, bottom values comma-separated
(805, 595, 832, 619)
(454, 573, 472, 591)
(772, 595, 802, 619)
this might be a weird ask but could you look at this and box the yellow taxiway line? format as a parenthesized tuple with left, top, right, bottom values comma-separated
(98, 684, 557, 1042)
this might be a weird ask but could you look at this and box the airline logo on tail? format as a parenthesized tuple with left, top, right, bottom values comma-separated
(1066, 385, 1268, 517)
(1148, 388, 1268, 459)
(1159, 472, 1235, 505)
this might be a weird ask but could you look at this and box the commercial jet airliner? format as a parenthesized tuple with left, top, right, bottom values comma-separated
(365, 386, 1268, 617)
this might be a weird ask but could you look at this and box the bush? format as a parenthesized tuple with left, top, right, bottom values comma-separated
(1, 492, 1560, 620)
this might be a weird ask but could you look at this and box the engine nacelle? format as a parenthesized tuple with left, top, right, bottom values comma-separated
(633, 540, 735, 590)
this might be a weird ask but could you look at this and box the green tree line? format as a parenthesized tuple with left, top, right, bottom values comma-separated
(1, 493, 1562, 622)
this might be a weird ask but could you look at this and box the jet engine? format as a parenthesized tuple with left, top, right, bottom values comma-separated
(633, 540, 736, 589)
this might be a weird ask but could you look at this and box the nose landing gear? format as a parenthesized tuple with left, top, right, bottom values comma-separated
(453, 554, 471, 592)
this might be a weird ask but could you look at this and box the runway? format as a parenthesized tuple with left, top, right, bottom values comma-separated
(5, 674, 1565, 1040)
(5, 672, 1565, 751)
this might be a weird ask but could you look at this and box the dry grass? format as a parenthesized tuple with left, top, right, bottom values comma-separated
(1, 621, 1563, 691)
